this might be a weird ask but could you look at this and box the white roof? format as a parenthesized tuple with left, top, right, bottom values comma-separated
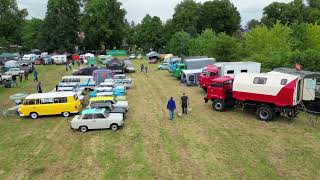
(214, 61, 260, 66)
(97, 87, 113, 91)
(26, 92, 76, 99)
(59, 82, 79, 86)
(182, 68, 204, 75)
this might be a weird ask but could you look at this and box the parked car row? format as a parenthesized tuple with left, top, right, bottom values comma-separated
(16, 66, 135, 133)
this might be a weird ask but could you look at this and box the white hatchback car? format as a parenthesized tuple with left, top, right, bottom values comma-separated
(71, 108, 124, 133)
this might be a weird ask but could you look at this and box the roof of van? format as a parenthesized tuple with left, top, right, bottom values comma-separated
(26, 92, 76, 99)
(214, 61, 261, 66)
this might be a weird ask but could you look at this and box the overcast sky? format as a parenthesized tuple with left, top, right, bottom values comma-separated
(17, 0, 292, 26)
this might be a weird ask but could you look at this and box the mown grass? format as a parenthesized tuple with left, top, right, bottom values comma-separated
(0, 60, 319, 179)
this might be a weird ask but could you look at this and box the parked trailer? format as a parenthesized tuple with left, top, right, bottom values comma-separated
(181, 69, 204, 86)
(205, 73, 303, 121)
(199, 62, 261, 91)
(174, 58, 216, 79)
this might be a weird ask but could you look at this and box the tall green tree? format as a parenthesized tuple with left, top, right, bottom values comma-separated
(171, 0, 200, 36)
(21, 18, 43, 51)
(0, 0, 28, 46)
(81, 0, 126, 50)
(198, 0, 241, 35)
(39, 0, 81, 52)
(245, 22, 294, 69)
(168, 31, 191, 56)
(188, 29, 216, 57)
(212, 33, 241, 61)
(134, 15, 164, 51)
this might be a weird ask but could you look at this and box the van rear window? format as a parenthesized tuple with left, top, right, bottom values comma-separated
(253, 77, 267, 85)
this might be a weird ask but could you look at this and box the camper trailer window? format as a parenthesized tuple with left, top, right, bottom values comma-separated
(253, 77, 267, 85)
(241, 70, 248, 73)
(280, 79, 288, 85)
(227, 70, 234, 74)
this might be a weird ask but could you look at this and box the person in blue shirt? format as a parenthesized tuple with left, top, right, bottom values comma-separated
(167, 97, 176, 120)
(33, 70, 38, 82)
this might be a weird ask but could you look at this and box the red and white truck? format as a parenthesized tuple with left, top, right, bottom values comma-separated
(199, 62, 261, 91)
(204, 73, 303, 121)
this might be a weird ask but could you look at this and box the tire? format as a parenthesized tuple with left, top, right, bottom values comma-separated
(110, 124, 118, 131)
(62, 112, 70, 117)
(30, 112, 38, 119)
(79, 126, 88, 133)
(256, 106, 274, 121)
(212, 99, 225, 112)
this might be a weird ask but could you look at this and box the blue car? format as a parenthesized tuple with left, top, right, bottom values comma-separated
(90, 87, 125, 98)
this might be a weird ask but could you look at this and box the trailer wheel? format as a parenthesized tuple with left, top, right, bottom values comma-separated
(256, 107, 273, 121)
(213, 100, 225, 112)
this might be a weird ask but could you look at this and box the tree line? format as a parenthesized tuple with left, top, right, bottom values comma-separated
(1, 0, 320, 71)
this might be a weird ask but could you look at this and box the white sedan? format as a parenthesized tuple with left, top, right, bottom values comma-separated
(71, 108, 124, 133)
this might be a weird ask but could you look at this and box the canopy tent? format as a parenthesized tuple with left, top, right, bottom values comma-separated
(146, 51, 160, 59)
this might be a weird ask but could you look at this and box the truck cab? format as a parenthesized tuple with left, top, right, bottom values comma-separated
(174, 63, 186, 79)
(205, 77, 234, 111)
(199, 64, 220, 91)
(168, 59, 179, 73)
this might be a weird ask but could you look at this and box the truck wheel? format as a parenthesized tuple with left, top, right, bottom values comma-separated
(256, 107, 273, 121)
(213, 100, 225, 112)
(110, 124, 118, 131)
(30, 112, 38, 119)
(79, 126, 88, 133)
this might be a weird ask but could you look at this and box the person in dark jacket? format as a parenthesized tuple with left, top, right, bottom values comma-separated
(181, 93, 189, 114)
(12, 75, 18, 87)
(37, 81, 42, 93)
(167, 97, 176, 120)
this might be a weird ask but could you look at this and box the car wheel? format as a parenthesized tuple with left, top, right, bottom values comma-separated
(110, 124, 118, 131)
(79, 126, 88, 133)
(62, 112, 70, 117)
(212, 99, 225, 112)
(30, 112, 38, 119)
(256, 106, 273, 121)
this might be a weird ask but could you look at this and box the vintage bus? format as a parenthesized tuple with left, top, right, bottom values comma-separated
(19, 92, 82, 119)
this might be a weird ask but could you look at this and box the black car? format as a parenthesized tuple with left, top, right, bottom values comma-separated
(88, 102, 127, 118)
(73, 66, 100, 76)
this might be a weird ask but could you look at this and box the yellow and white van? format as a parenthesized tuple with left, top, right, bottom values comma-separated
(19, 92, 82, 119)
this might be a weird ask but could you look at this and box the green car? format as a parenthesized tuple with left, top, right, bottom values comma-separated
(174, 63, 186, 79)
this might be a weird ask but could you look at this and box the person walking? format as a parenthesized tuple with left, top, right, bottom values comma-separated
(12, 75, 18, 87)
(37, 82, 43, 93)
(181, 93, 189, 115)
(145, 66, 148, 74)
(19, 73, 23, 82)
(167, 97, 176, 120)
(140, 64, 144, 73)
(33, 70, 38, 82)
(24, 71, 28, 80)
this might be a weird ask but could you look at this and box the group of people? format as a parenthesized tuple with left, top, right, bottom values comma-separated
(9, 69, 42, 93)
(166, 93, 189, 120)
(140, 64, 148, 74)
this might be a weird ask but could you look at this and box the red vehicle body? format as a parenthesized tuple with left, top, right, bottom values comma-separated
(205, 73, 303, 121)
(199, 64, 219, 91)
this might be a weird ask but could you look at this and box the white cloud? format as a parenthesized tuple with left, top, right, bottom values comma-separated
(17, 0, 293, 25)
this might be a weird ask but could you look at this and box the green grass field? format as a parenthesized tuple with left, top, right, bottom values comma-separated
(0, 60, 320, 179)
